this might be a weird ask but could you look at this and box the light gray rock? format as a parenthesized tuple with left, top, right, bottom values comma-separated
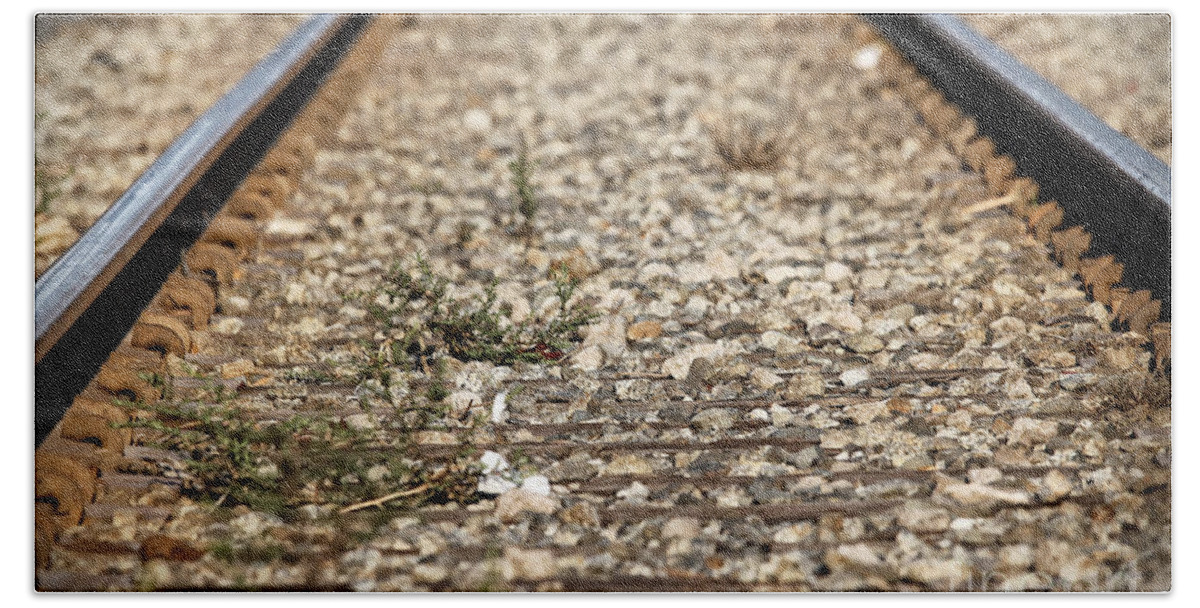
(896, 501, 952, 533)
(496, 489, 560, 523)
(1008, 417, 1058, 447)
(603, 454, 655, 475)
(824, 543, 893, 577)
(840, 367, 870, 388)
(824, 261, 853, 283)
(1058, 373, 1098, 391)
(478, 475, 518, 495)
(996, 544, 1035, 572)
(900, 556, 971, 590)
(521, 475, 552, 496)
(750, 367, 784, 390)
(583, 315, 628, 357)
(343, 413, 377, 431)
(1036, 469, 1073, 503)
(505, 546, 557, 580)
(661, 517, 702, 540)
(544, 454, 599, 482)
(616, 481, 649, 503)
(412, 563, 449, 585)
(571, 345, 604, 372)
(786, 371, 825, 398)
(935, 480, 1032, 513)
(843, 333, 885, 354)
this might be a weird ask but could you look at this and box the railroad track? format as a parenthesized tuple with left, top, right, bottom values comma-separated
(34, 14, 1170, 592)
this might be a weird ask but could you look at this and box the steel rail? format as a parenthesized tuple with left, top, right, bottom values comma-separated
(863, 14, 1171, 319)
(34, 14, 373, 446)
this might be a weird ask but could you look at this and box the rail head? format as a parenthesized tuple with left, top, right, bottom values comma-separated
(34, 14, 374, 445)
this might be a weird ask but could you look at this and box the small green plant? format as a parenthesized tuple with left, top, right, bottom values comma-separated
(424, 357, 450, 403)
(413, 178, 445, 197)
(281, 367, 335, 384)
(455, 221, 476, 250)
(208, 539, 287, 564)
(354, 254, 594, 372)
(210, 541, 236, 562)
(508, 140, 538, 230)
(114, 369, 444, 518)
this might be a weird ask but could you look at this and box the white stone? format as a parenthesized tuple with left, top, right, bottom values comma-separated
(662, 342, 732, 380)
(760, 330, 789, 350)
(504, 547, 556, 580)
(679, 250, 739, 283)
(365, 464, 390, 483)
(896, 501, 951, 533)
(997, 544, 1034, 572)
(823, 261, 853, 282)
(521, 475, 552, 496)
(491, 391, 508, 423)
(901, 557, 971, 590)
(1008, 417, 1058, 447)
(750, 368, 784, 390)
(285, 282, 307, 305)
(967, 467, 1003, 485)
(638, 262, 676, 282)
(764, 265, 805, 284)
(478, 475, 518, 495)
(661, 517, 701, 540)
(448, 390, 482, 413)
(840, 367, 870, 387)
(852, 44, 883, 70)
(616, 481, 649, 503)
(1005, 379, 1034, 400)
(1038, 469, 1073, 503)
(844, 400, 887, 425)
(224, 296, 251, 313)
(211, 317, 244, 335)
(829, 309, 864, 333)
(683, 295, 710, 317)
(480, 450, 510, 475)
(495, 489, 559, 523)
(936, 481, 1031, 511)
(989, 316, 1027, 336)
(412, 563, 448, 584)
(344, 413, 376, 431)
(769, 404, 796, 426)
(463, 108, 492, 133)
(292, 316, 326, 336)
(571, 345, 604, 372)
(265, 217, 315, 238)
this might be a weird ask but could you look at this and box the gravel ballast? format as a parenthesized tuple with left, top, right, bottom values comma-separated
(36, 15, 1169, 592)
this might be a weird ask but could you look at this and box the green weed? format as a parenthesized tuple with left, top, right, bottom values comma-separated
(413, 178, 445, 197)
(115, 361, 490, 531)
(509, 140, 538, 230)
(281, 367, 336, 384)
(354, 254, 594, 371)
(114, 370, 421, 519)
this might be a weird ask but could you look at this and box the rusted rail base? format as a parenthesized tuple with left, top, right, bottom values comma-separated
(863, 14, 1170, 319)
(34, 15, 372, 446)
